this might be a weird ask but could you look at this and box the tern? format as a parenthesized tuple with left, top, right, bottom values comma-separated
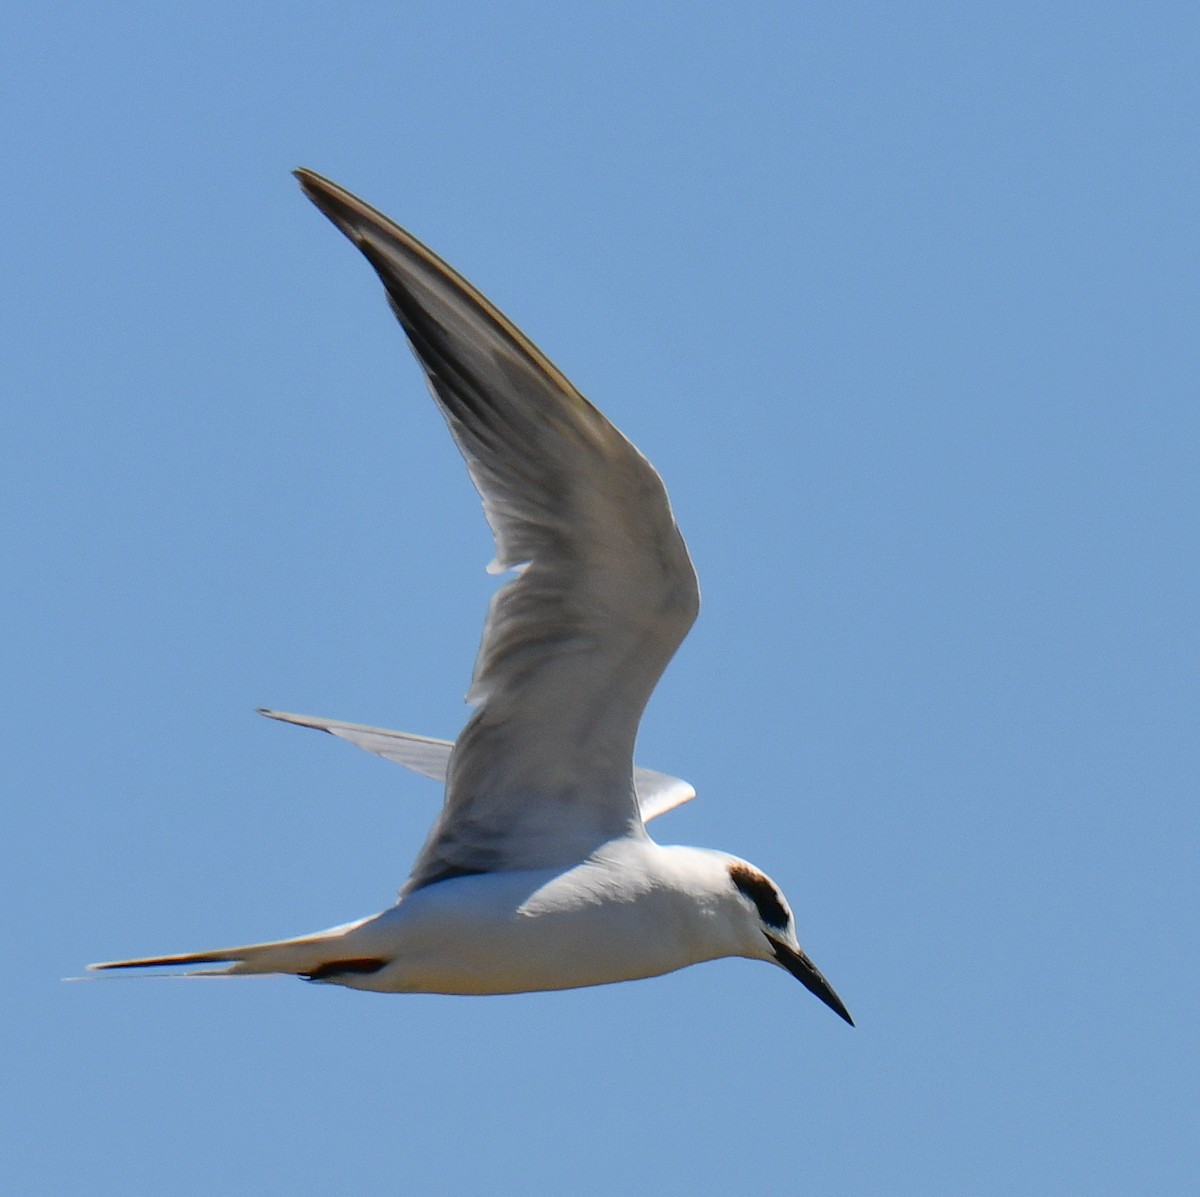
(90, 169, 853, 1025)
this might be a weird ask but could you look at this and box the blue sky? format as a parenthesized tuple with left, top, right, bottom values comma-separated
(5, 4, 1197, 1193)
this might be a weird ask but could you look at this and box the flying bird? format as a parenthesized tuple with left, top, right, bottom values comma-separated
(90, 170, 853, 1025)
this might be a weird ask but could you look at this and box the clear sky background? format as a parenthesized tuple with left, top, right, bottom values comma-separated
(5, 4, 1196, 1193)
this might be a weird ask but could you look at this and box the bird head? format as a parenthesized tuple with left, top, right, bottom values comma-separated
(726, 860, 854, 1026)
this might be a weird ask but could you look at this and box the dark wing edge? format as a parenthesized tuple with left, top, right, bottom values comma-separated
(293, 169, 699, 883)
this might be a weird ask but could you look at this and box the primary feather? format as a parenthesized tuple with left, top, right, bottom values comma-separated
(291, 170, 699, 892)
(257, 708, 697, 823)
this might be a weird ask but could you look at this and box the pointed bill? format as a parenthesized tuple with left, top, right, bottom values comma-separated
(767, 936, 854, 1026)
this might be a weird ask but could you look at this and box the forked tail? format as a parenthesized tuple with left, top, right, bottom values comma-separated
(88, 918, 385, 982)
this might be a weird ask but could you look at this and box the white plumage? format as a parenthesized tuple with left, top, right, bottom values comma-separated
(90, 170, 852, 1025)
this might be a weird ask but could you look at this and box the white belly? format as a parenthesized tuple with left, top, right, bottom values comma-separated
(331, 845, 734, 995)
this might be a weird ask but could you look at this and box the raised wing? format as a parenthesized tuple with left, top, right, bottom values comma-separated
(258, 708, 696, 822)
(260, 708, 450, 781)
(294, 171, 699, 889)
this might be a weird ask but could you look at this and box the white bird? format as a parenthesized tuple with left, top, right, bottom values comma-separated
(90, 169, 853, 1025)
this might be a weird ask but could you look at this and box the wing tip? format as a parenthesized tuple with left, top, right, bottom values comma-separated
(257, 708, 335, 735)
(293, 166, 331, 199)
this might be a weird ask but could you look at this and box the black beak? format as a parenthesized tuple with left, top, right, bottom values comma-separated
(766, 935, 854, 1026)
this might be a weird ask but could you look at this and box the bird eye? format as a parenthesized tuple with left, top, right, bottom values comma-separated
(728, 863, 790, 930)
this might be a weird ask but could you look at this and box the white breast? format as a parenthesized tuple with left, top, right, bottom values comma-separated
(334, 841, 746, 995)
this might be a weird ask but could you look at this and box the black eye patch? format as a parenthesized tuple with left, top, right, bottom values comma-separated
(729, 863, 789, 930)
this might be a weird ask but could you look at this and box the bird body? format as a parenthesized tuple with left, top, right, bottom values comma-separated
(99, 840, 827, 1002)
(90, 170, 853, 1025)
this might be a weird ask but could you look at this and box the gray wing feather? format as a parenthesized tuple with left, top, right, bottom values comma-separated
(294, 171, 699, 887)
(258, 709, 695, 822)
(258, 709, 451, 782)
